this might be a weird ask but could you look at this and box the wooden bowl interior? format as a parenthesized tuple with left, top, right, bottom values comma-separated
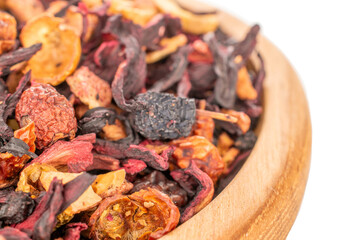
(160, 1, 312, 240)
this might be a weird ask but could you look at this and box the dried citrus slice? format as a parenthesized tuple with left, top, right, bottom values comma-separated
(20, 15, 81, 86)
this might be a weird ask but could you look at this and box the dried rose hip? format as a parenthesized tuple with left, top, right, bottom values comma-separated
(171, 136, 225, 183)
(132, 171, 188, 208)
(89, 188, 180, 240)
(15, 83, 77, 149)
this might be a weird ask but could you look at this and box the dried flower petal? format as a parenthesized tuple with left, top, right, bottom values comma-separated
(63, 222, 88, 240)
(170, 160, 214, 223)
(30, 134, 95, 173)
(0, 227, 31, 240)
(0, 188, 35, 225)
(89, 188, 180, 240)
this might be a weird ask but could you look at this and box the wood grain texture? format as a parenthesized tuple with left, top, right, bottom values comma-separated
(160, 2, 312, 240)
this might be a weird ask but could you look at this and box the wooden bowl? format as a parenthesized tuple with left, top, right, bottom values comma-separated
(160, 1, 312, 240)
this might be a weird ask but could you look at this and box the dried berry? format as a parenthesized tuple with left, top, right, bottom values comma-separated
(89, 188, 180, 240)
(171, 160, 214, 223)
(132, 171, 188, 208)
(15, 83, 77, 149)
(171, 136, 224, 183)
(234, 131, 257, 151)
(0, 188, 35, 226)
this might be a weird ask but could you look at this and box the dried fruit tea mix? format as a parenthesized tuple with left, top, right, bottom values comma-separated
(0, 0, 265, 239)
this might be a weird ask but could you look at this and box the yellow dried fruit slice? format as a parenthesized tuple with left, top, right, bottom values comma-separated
(6, 0, 45, 23)
(20, 15, 81, 86)
(153, 0, 219, 35)
(92, 169, 126, 198)
(108, 0, 158, 26)
(146, 34, 188, 63)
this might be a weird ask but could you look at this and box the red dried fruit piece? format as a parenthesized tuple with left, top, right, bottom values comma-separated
(0, 11, 17, 54)
(15, 83, 77, 149)
(63, 222, 88, 240)
(0, 121, 36, 188)
(121, 159, 147, 175)
(132, 171, 188, 208)
(66, 66, 112, 109)
(89, 188, 180, 240)
(188, 39, 213, 64)
(170, 160, 214, 223)
(125, 144, 174, 171)
(171, 136, 224, 183)
(31, 134, 95, 173)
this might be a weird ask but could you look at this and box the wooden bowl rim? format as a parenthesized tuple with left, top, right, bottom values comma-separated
(160, 1, 312, 240)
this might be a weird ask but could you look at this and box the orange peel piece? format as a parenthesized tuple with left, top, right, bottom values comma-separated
(236, 66, 258, 100)
(20, 15, 81, 86)
(153, 0, 219, 35)
(146, 34, 188, 63)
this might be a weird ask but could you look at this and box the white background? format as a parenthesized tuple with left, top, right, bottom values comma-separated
(202, 0, 360, 239)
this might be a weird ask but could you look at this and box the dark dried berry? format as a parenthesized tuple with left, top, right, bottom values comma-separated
(0, 188, 35, 226)
(131, 171, 188, 208)
(15, 83, 77, 149)
(234, 131, 257, 151)
(131, 92, 196, 140)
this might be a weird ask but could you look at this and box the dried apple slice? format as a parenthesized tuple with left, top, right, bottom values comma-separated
(153, 0, 219, 35)
(6, 0, 45, 23)
(20, 15, 81, 86)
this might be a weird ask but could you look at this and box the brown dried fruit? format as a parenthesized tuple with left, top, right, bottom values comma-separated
(0, 11, 17, 54)
(171, 136, 224, 183)
(132, 171, 188, 208)
(15, 83, 77, 149)
(192, 100, 214, 141)
(99, 119, 127, 141)
(236, 65, 258, 100)
(89, 188, 180, 240)
(0, 121, 36, 188)
(20, 15, 81, 86)
(67, 66, 112, 109)
(146, 34, 188, 63)
(153, 0, 219, 35)
(39, 171, 102, 226)
(6, 0, 45, 23)
(221, 109, 251, 133)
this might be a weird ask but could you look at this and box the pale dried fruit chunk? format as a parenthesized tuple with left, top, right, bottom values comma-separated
(153, 0, 219, 34)
(6, 0, 44, 23)
(66, 66, 112, 109)
(0, 11, 17, 54)
(99, 119, 127, 141)
(108, 0, 158, 26)
(217, 132, 234, 156)
(236, 66, 258, 100)
(20, 15, 81, 86)
(146, 34, 188, 63)
(45, 1, 67, 15)
(82, 0, 103, 10)
(64, 5, 100, 42)
(40, 171, 102, 225)
(91, 169, 126, 198)
(16, 163, 58, 197)
(89, 188, 180, 240)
